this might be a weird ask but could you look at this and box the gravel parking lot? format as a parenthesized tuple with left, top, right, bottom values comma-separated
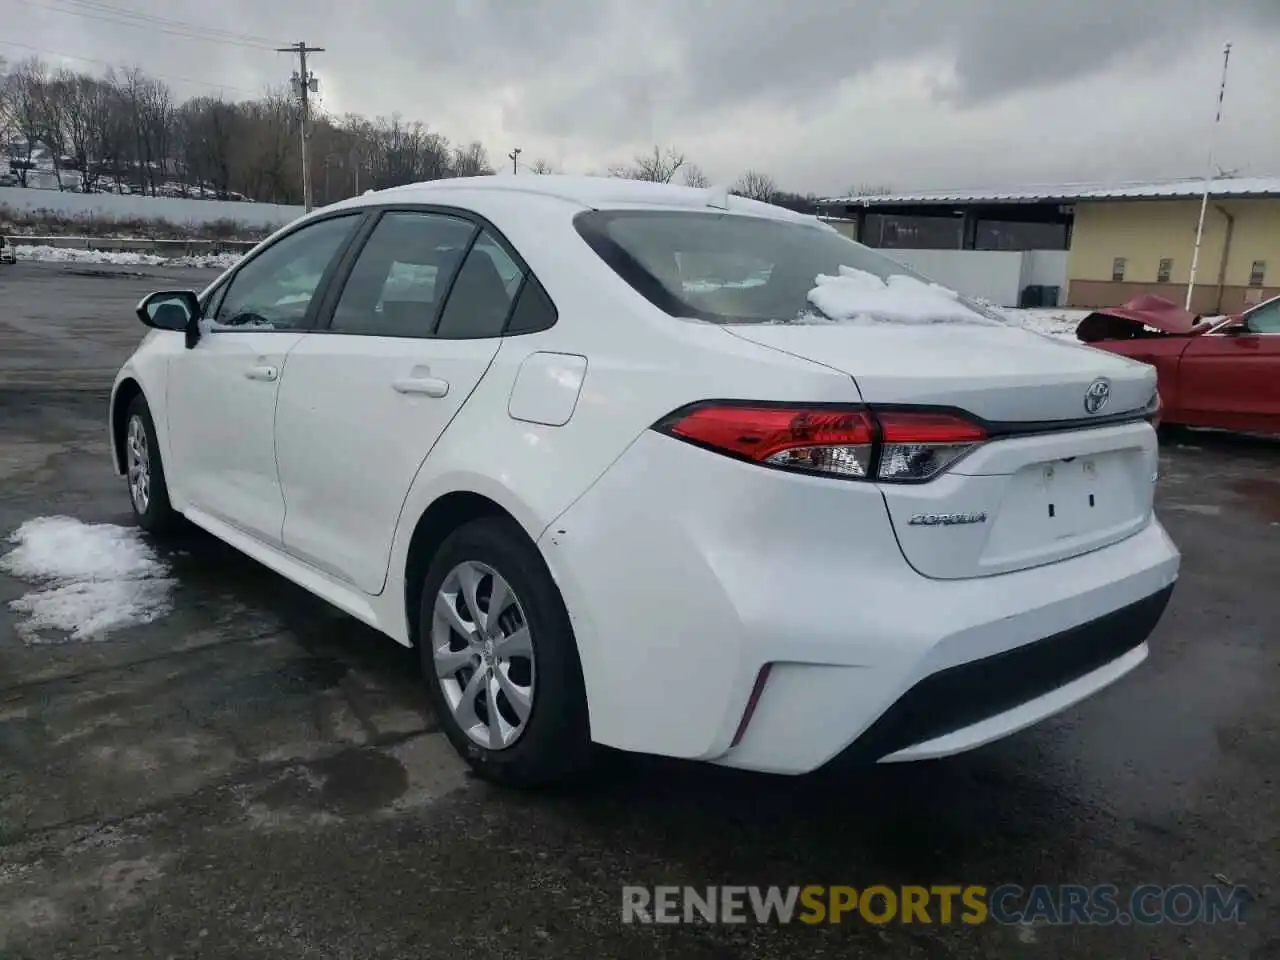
(1, 260, 1277, 959)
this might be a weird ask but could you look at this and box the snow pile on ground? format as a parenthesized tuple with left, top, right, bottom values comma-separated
(998, 308, 1094, 341)
(0, 516, 175, 642)
(803, 266, 1000, 326)
(12, 244, 241, 269)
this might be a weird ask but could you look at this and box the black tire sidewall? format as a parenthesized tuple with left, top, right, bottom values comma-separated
(418, 517, 591, 786)
(125, 395, 177, 532)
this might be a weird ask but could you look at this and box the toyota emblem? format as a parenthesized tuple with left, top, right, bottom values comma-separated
(1084, 378, 1112, 415)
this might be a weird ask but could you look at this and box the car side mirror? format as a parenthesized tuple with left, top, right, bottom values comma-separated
(136, 290, 201, 348)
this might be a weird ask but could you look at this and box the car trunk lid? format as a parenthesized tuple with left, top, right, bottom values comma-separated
(724, 321, 1158, 423)
(722, 321, 1160, 579)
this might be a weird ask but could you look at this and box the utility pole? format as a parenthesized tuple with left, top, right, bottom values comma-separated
(277, 41, 324, 212)
(508, 147, 521, 174)
(1186, 41, 1233, 313)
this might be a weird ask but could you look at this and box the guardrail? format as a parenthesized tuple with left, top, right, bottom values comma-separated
(2, 235, 259, 255)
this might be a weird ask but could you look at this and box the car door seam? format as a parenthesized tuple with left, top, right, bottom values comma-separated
(271, 334, 309, 542)
(375, 342, 504, 596)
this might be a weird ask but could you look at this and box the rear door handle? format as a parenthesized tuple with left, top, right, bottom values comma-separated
(392, 376, 450, 398)
(245, 364, 278, 382)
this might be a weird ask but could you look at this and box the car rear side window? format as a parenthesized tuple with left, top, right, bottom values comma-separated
(434, 230, 523, 339)
(330, 211, 476, 338)
(573, 209, 1002, 325)
(504, 275, 558, 335)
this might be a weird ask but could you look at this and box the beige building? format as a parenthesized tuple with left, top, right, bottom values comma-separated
(816, 178, 1280, 312)
(1067, 195, 1280, 314)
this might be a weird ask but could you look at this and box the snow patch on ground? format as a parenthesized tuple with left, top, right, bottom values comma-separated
(802, 266, 1000, 326)
(0, 517, 175, 643)
(997, 308, 1094, 341)
(12, 244, 241, 269)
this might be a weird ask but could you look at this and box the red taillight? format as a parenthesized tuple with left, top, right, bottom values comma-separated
(654, 402, 987, 483)
(658, 404, 876, 478)
(876, 410, 987, 445)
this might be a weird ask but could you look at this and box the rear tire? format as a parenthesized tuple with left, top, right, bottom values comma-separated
(124, 395, 182, 535)
(418, 517, 594, 787)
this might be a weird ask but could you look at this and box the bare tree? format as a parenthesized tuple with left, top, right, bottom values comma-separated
(845, 183, 892, 197)
(57, 72, 115, 192)
(113, 67, 152, 194)
(97, 71, 133, 194)
(732, 169, 778, 203)
(0, 62, 16, 162)
(360, 115, 454, 189)
(35, 70, 71, 189)
(0, 54, 529, 206)
(682, 163, 710, 188)
(610, 145, 686, 183)
(174, 96, 237, 198)
(528, 158, 556, 174)
(138, 75, 174, 194)
(3, 60, 49, 187)
(451, 140, 493, 177)
(234, 90, 301, 203)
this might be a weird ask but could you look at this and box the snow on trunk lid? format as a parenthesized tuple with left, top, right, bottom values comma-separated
(723, 266, 1158, 425)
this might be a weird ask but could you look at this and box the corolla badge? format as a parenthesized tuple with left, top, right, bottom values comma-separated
(908, 512, 988, 526)
(1084, 378, 1112, 415)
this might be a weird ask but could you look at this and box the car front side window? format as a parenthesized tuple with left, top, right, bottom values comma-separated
(212, 214, 360, 331)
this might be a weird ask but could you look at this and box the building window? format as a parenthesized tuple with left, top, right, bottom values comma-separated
(1250, 260, 1266, 287)
(1157, 258, 1173, 284)
(1112, 257, 1127, 282)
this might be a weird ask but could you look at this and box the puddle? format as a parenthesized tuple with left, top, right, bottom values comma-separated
(248, 749, 410, 820)
(63, 269, 152, 280)
(1228, 477, 1280, 523)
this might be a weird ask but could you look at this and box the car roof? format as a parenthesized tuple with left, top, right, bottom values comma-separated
(340, 174, 821, 226)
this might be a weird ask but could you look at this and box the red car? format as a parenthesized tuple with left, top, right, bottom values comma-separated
(1076, 293, 1280, 434)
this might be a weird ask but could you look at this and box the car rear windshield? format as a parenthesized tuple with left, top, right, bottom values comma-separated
(573, 209, 1004, 326)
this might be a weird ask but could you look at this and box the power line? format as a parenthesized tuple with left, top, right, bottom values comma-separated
(14, 0, 284, 50)
(49, 0, 283, 46)
(18, 0, 281, 48)
(0, 38, 259, 95)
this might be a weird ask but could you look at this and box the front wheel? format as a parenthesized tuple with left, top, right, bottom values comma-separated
(124, 395, 181, 534)
(418, 517, 594, 787)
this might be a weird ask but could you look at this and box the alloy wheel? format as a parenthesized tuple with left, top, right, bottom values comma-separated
(126, 415, 151, 515)
(431, 560, 536, 750)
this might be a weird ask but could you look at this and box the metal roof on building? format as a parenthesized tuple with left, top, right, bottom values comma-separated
(819, 177, 1280, 207)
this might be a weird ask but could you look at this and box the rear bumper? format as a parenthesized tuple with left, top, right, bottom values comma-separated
(835, 584, 1172, 765)
(540, 430, 1180, 775)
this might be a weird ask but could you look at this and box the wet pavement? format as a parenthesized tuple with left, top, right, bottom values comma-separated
(0, 262, 1277, 958)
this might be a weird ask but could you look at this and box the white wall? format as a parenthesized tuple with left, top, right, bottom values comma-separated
(878, 248, 1068, 307)
(883, 249, 1025, 306)
(0, 186, 304, 229)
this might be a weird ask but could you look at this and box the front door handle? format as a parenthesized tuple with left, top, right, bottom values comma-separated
(392, 376, 450, 398)
(245, 364, 279, 382)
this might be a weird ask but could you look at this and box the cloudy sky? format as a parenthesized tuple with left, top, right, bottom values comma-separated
(5, 0, 1279, 195)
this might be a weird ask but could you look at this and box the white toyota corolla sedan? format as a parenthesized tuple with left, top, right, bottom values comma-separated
(110, 176, 1179, 785)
